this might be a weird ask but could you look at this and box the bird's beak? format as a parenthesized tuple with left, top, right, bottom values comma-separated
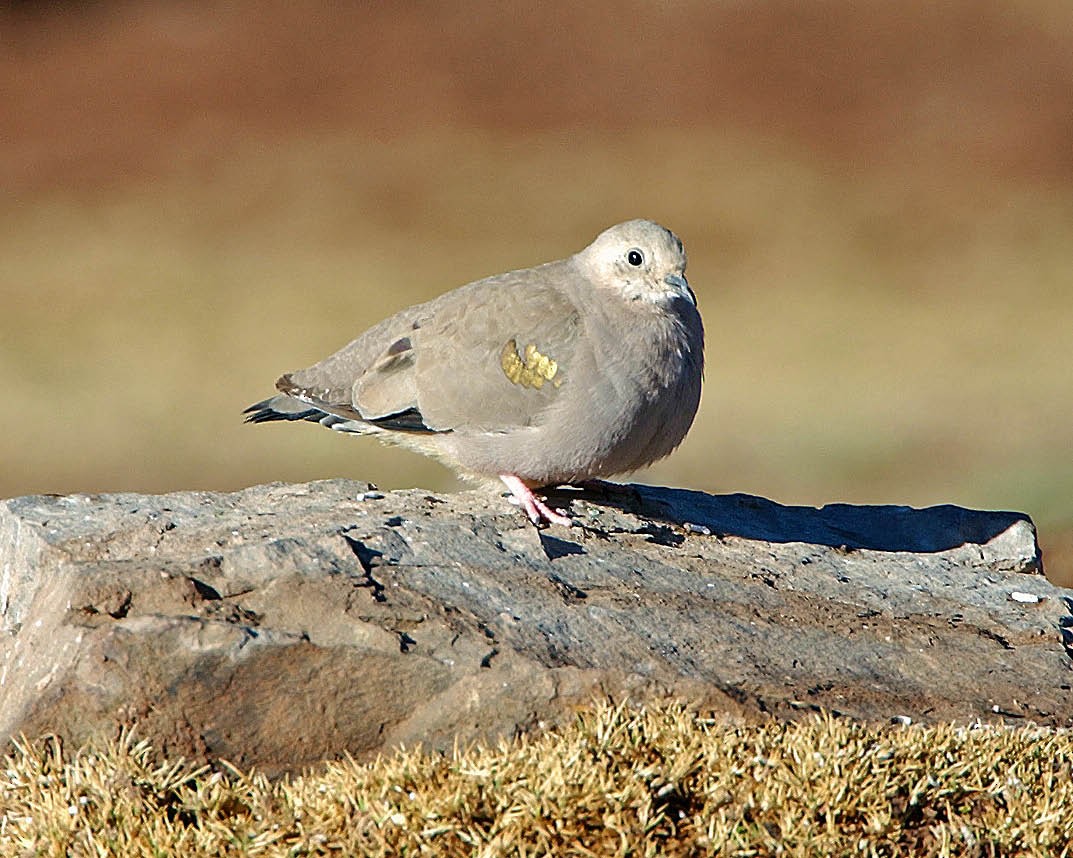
(664, 273, 696, 306)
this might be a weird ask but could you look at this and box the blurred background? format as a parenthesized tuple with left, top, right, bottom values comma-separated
(3, 0, 1071, 583)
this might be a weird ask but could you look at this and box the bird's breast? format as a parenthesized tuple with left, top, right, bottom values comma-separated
(578, 303, 703, 475)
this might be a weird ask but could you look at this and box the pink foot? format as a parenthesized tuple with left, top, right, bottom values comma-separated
(500, 475, 574, 527)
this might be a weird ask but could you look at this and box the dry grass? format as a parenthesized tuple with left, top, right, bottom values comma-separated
(3, 701, 1072, 857)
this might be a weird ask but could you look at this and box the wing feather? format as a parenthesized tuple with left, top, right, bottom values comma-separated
(263, 261, 584, 435)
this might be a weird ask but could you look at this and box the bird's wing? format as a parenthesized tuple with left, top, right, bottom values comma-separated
(405, 270, 582, 431)
(274, 264, 584, 434)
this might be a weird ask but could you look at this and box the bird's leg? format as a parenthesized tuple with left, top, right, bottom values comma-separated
(500, 475, 574, 527)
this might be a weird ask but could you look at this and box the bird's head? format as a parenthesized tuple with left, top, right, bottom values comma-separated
(577, 219, 695, 308)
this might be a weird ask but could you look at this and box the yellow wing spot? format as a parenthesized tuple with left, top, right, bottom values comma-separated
(501, 339, 563, 390)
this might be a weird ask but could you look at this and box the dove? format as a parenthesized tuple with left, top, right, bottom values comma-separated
(245, 219, 704, 526)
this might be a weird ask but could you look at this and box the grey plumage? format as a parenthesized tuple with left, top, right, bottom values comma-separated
(245, 219, 704, 526)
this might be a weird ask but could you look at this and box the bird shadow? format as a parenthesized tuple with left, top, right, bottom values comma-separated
(549, 482, 1040, 558)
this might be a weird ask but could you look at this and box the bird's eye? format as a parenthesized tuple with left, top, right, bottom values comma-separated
(626, 249, 645, 267)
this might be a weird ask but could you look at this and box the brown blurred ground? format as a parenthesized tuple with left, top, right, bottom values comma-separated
(6, 0, 1073, 191)
(1, 0, 1071, 582)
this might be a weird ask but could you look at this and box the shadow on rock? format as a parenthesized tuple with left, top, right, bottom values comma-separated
(568, 483, 1038, 556)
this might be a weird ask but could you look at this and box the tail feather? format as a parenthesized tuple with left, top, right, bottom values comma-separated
(244, 394, 436, 435)
(243, 394, 358, 428)
(243, 395, 321, 424)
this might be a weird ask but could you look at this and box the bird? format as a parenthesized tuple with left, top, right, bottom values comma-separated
(245, 219, 704, 527)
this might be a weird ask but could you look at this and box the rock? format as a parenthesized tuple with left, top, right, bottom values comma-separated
(1, 480, 1067, 775)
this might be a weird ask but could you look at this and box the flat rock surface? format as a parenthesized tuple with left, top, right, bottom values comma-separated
(1, 480, 1068, 775)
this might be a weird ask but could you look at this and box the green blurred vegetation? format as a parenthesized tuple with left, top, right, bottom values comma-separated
(1, 1, 1071, 581)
